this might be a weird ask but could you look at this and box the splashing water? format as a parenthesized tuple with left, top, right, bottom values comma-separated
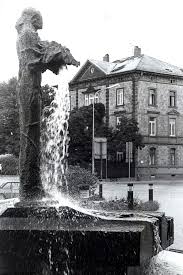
(41, 69, 70, 197)
(153, 223, 162, 254)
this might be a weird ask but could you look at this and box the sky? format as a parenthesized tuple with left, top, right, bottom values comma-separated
(1, 0, 183, 85)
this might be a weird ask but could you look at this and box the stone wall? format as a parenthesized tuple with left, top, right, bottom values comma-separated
(108, 81, 133, 128)
(137, 79, 183, 137)
(137, 76, 183, 179)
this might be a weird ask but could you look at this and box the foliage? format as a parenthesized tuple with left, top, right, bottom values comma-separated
(0, 154, 18, 175)
(108, 115, 144, 160)
(137, 200, 160, 211)
(81, 197, 160, 212)
(0, 79, 55, 158)
(41, 84, 56, 113)
(66, 165, 98, 197)
(0, 78, 20, 157)
(68, 103, 112, 167)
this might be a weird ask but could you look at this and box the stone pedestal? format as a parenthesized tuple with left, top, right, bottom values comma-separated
(0, 203, 174, 274)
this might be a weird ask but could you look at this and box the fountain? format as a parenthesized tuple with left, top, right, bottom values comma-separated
(0, 8, 174, 275)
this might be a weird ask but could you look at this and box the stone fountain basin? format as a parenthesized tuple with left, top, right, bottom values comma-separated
(0, 202, 174, 274)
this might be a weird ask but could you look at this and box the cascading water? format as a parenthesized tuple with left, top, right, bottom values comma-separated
(41, 69, 70, 199)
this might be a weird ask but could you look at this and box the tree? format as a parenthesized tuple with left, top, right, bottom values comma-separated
(68, 103, 111, 167)
(108, 115, 144, 160)
(41, 84, 55, 111)
(66, 165, 98, 198)
(0, 79, 55, 157)
(0, 77, 19, 156)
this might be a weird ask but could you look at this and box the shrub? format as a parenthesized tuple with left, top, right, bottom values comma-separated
(81, 197, 160, 212)
(0, 154, 18, 175)
(66, 165, 98, 197)
(137, 200, 160, 211)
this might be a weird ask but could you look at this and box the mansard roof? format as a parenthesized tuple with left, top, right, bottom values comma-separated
(70, 55, 183, 84)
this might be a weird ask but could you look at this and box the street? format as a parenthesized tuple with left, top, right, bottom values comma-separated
(98, 180, 183, 250)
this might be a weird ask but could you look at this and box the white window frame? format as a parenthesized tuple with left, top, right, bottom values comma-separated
(89, 94, 94, 105)
(169, 91, 176, 107)
(149, 148, 156, 165)
(170, 148, 176, 166)
(149, 117, 156, 136)
(149, 89, 156, 106)
(116, 116, 121, 126)
(116, 88, 124, 106)
(85, 93, 100, 106)
(169, 118, 176, 137)
(85, 94, 89, 106)
(95, 92, 99, 103)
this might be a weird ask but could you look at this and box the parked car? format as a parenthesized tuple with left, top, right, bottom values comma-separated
(0, 181, 19, 199)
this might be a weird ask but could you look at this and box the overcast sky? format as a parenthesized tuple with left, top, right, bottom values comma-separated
(1, 0, 183, 85)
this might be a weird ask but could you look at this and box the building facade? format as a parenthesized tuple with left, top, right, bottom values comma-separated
(69, 47, 183, 180)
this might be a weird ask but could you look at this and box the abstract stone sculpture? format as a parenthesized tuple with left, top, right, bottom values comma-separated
(15, 8, 79, 201)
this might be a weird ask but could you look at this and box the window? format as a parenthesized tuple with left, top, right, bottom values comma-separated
(149, 117, 156, 136)
(85, 94, 89, 106)
(149, 89, 156, 106)
(116, 88, 124, 106)
(169, 118, 176, 137)
(170, 148, 176, 166)
(149, 148, 156, 165)
(169, 91, 176, 107)
(84, 93, 99, 106)
(95, 93, 99, 103)
(89, 94, 94, 105)
(116, 116, 121, 126)
(117, 152, 124, 162)
(90, 67, 95, 74)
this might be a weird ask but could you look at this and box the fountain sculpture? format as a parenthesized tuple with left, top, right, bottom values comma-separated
(15, 8, 79, 201)
(0, 8, 174, 274)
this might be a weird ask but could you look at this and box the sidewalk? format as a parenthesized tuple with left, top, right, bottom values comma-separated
(99, 178, 183, 184)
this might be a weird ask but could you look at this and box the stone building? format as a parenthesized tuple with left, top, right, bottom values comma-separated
(69, 47, 183, 180)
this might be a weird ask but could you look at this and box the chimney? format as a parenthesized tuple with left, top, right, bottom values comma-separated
(134, 46, 141, 57)
(103, 54, 109, 62)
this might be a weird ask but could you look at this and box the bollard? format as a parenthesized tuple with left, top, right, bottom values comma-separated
(99, 182, 103, 199)
(149, 183, 153, 201)
(127, 183, 133, 210)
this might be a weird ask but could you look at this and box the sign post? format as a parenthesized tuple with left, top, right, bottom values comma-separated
(94, 137, 107, 179)
(126, 142, 133, 180)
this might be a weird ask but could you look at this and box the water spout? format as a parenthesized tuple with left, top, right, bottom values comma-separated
(41, 69, 70, 199)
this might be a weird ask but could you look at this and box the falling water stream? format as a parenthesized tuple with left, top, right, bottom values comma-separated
(41, 69, 70, 199)
(40, 70, 92, 213)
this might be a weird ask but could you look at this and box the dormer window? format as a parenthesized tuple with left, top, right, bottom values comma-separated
(90, 67, 95, 74)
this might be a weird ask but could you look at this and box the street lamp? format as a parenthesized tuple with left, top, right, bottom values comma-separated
(91, 83, 120, 175)
(92, 90, 100, 174)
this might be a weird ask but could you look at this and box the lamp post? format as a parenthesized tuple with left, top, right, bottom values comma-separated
(92, 90, 99, 175)
(92, 95, 95, 174)
(91, 84, 120, 175)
